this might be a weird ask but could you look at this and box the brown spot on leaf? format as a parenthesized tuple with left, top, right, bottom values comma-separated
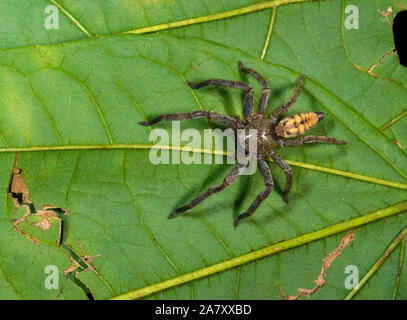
(368, 49, 397, 76)
(378, 6, 394, 27)
(393, 139, 403, 149)
(279, 230, 355, 300)
(9, 168, 30, 206)
(34, 209, 59, 230)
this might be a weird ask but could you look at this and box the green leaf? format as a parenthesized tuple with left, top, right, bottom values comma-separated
(0, 0, 406, 300)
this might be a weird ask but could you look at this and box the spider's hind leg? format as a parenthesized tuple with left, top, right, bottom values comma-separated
(187, 78, 254, 117)
(139, 110, 240, 128)
(169, 161, 248, 219)
(234, 159, 274, 227)
(238, 61, 270, 114)
(281, 135, 347, 146)
(269, 149, 292, 204)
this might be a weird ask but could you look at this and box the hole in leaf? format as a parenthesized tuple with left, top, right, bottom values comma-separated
(393, 10, 407, 67)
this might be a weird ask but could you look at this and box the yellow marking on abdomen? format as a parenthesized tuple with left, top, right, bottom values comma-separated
(275, 112, 323, 138)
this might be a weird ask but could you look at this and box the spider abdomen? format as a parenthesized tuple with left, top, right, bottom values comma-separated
(275, 112, 324, 138)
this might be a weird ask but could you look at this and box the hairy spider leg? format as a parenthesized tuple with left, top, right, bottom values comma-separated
(269, 149, 292, 204)
(138, 110, 241, 128)
(187, 79, 254, 117)
(168, 161, 248, 219)
(271, 75, 305, 124)
(234, 159, 274, 228)
(281, 135, 347, 146)
(238, 61, 270, 115)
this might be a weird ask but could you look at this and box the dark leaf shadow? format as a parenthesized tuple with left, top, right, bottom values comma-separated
(172, 163, 231, 215)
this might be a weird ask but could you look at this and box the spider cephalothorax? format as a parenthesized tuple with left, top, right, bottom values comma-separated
(139, 61, 346, 227)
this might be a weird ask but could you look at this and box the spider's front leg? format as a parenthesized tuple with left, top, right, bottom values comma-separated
(169, 160, 248, 219)
(186, 78, 255, 117)
(138, 110, 241, 128)
(234, 159, 274, 228)
(238, 61, 270, 114)
(269, 149, 292, 204)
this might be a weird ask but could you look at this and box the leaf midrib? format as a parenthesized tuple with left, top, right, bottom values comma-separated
(1, 144, 406, 190)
